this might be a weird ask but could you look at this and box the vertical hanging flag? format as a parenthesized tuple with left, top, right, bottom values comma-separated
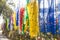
(6, 18, 9, 31)
(39, 0, 45, 34)
(49, 0, 56, 35)
(8, 18, 10, 31)
(24, 8, 29, 33)
(13, 11, 17, 30)
(20, 7, 25, 32)
(16, 8, 19, 26)
(44, 0, 51, 35)
(27, 0, 39, 38)
(19, 0, 27, 33)
(23, 0, 30, 33)
(53, 0, 56, 35)
(10, 15, 13, 31)
(21, 0, 28, 34)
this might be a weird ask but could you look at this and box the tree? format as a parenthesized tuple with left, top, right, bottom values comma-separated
(0, 0, 13, 19)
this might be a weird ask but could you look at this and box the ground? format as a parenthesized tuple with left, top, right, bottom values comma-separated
(0, 30, 9, 40)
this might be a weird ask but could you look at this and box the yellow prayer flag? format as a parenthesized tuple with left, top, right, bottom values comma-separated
(27, 0, 39, 38)
(12, 11, 17, 30)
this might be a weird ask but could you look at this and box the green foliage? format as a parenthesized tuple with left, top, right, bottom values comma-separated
(0, 0, 6, 12)
(0, 0, 13, 19)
